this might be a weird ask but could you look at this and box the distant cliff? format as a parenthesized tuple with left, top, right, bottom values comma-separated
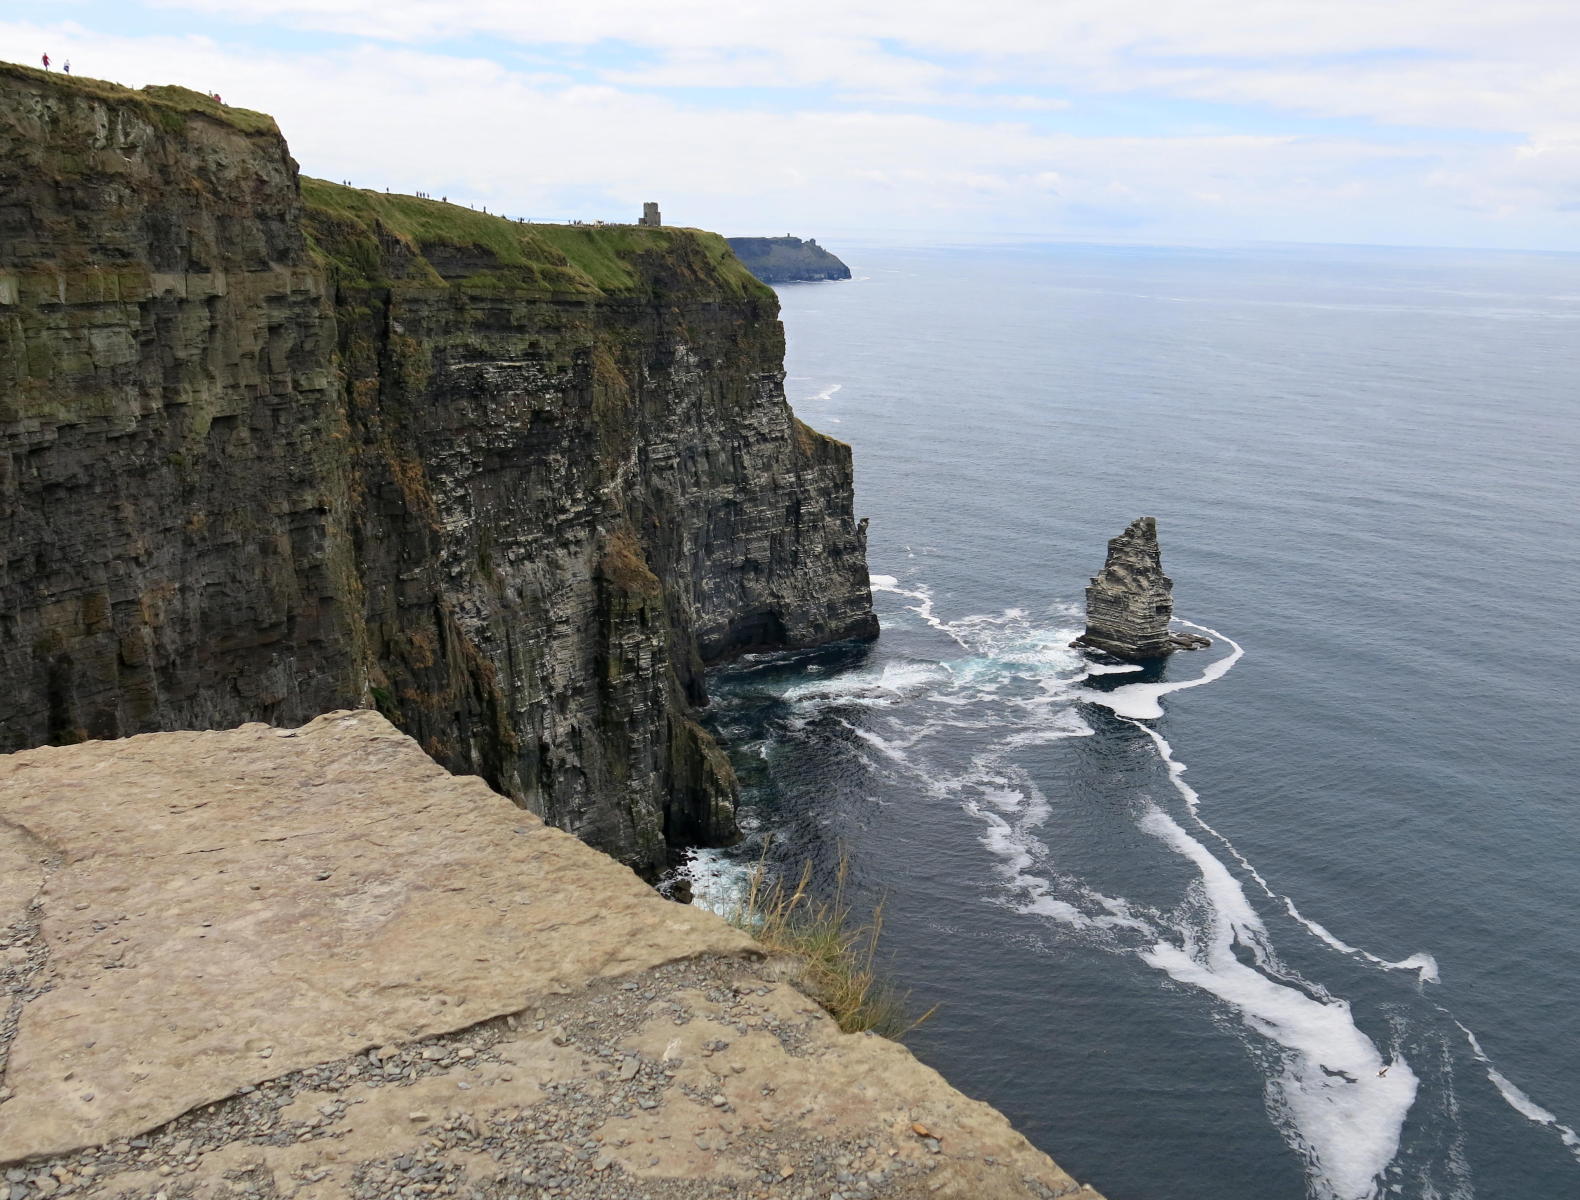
(0, 62, 877, 878)
(727, 236, 852, 284)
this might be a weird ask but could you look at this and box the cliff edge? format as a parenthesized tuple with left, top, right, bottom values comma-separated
(725, 238, 852, 285)
(0, 713, 1105, 1200)
(0, 62, 877, 878)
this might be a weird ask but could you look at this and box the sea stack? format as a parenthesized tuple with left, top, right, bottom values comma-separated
(1071, 517, 1211, 661)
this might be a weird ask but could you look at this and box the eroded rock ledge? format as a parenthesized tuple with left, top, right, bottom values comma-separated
(0, 714, 1104, 1200)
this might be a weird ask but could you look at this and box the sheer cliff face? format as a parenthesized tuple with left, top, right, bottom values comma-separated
(0, 65, 877, 876)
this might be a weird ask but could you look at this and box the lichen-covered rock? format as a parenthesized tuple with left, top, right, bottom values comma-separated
(1071, 517, 1210, 661)
(0, 63, 877, 877)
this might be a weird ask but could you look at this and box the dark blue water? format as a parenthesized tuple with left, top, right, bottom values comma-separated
(685, 243, 1580, 1200)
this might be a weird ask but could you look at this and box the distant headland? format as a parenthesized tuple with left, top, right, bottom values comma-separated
(727, 235, 852, 283)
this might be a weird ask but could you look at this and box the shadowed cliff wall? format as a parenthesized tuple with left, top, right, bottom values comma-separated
(0, 63, 877, 876)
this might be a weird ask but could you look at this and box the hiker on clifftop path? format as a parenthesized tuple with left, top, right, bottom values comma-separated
(41, 53, 49, 70)
(63, 60, 71, 74)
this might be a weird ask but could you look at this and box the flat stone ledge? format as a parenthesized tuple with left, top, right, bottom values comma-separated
(0, 711, 753, 1162)
(0, 712, 1105, 1199)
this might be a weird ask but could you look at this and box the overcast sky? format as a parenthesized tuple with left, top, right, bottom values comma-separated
(9, 1, 1580, 250)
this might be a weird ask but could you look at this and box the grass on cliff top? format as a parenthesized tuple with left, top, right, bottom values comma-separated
(727, 852, 935, 1041)
(299, 177, 767, 299)
(0, 59, 278, 136)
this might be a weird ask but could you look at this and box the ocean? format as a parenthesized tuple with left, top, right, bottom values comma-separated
(681, 242, 1580, 1200)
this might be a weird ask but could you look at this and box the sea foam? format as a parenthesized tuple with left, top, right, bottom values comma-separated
(1457, 1023, 1580, 1163)
(714, 578, 1539, 1198)
(1138, 805, 1418, 1200)
(1074, 620, 1243, 719)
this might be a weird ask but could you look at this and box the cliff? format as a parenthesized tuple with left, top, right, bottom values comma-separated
(0, 62, 877, 878)
(725, 237, 852, 284)
(0, 713, 1106, 1199)
(1071, 517, 1209, 662)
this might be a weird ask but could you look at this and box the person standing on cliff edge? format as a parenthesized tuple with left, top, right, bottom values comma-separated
(40, 53, 49, 70)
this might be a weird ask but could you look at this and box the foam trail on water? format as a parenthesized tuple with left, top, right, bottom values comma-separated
(1081, 661, 1145, 676)
(1137, 805, 1419, 1200)
(1456, 1022, 1580, 1163)
(1284, 900, 1440, 984)
(870, 575, 971, 648)
(968, 765, 1419, 1197)
(1072, 626, 1427, 1195)
(1125, 706, 1441, 987)
(1075, 621, 1243, 719)
(730, 577, 1580, 1195)
(724, 587, 1483, 1197)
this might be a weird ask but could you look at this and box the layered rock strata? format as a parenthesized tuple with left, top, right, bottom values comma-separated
(0, 713, 1106, 1199)
(1071, 517, 1210, 661)
(0, 63, 877, 876)
(725, 237, 852, 284)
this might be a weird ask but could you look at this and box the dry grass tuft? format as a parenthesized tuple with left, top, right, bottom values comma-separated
(727, 850, 935, 1041)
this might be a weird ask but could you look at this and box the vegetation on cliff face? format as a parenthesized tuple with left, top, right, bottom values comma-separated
(729, 854, 934, 1040)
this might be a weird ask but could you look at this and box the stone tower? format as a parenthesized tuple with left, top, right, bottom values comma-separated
(1071, 517, 1210, 661)
(639, 201, 662, 227)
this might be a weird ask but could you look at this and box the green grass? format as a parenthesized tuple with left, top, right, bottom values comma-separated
(1, 57, 765, 302)
(0, 59, 278, 136)
(726, 850, 935, 1040)
(299, 178, 768, 300)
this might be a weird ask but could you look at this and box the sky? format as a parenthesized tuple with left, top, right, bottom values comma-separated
(8, 1, 1580, 251)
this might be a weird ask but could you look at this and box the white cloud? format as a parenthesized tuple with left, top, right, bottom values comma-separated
(149, 0, 1580, 129)
(12, 3, 1580, 248)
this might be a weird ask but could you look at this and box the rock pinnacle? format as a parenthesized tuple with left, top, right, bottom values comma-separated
(1071, 517, 1211, 662)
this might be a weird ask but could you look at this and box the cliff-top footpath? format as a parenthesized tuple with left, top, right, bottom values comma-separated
(0, 713, 1105, 1200)
(0, 61, 875, 881)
